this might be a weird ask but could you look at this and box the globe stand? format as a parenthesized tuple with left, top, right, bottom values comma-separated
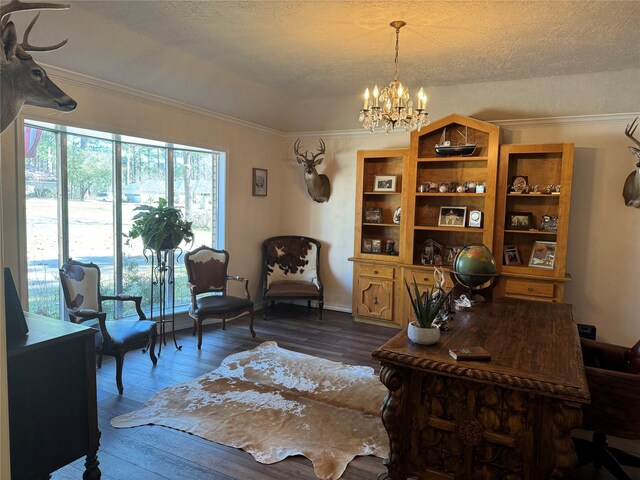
(449, 271, 500, 304)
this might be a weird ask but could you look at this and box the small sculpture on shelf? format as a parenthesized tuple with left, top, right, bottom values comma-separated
(539, 215, 558, 232)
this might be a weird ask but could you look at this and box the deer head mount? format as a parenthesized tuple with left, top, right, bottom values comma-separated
(294, 138, 331, 203)
(1, 0, 77, 134)
(623, 117, 640, 208)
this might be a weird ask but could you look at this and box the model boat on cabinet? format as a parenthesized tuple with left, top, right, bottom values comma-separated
(435, 127, 477, 156)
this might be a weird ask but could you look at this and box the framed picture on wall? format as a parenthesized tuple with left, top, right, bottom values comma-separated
(252, 168, 268, 196)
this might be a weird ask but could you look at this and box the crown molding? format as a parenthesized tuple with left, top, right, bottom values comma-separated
(42, 63, 286, 138)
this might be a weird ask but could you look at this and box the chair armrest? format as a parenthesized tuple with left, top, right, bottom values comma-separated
(228, 275, 250, 300)
(71, 309, 111, 346)
(100, 294, 146, 320)
(581, 338, 630, 372)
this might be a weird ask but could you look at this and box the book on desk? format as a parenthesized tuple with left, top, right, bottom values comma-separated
(449, 346, 491, 361)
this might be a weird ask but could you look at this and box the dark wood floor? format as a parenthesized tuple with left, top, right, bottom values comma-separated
(53, 306, 640, 480)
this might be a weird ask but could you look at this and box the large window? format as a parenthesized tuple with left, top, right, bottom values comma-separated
(23, 121, 225, 319)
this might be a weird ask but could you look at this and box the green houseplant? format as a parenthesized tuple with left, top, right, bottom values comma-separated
(125, 198, 194, 251)
(404, 276, 452, 345)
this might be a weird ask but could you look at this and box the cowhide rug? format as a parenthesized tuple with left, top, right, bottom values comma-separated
(111, 341, 389, 480)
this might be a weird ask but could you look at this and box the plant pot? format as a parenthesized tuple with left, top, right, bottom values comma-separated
(407, 321, 440, 345)
(143, 233, 184, 251)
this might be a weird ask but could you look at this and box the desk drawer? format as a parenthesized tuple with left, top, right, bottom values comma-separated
(359, 264, 395, 279)
(504, 278, 555, 299)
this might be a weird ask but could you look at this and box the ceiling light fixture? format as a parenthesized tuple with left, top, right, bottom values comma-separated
(359, 21, 429, 134)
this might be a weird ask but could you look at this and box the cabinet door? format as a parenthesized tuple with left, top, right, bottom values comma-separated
(356, 277, 394, 321)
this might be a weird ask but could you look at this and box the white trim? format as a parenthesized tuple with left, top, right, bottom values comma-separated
(41, 63, 285, 138)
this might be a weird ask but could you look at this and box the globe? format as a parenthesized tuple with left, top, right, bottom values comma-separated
(452, 244, 497, 289)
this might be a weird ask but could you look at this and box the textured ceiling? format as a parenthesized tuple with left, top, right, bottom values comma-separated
(6, 0, 640, 131)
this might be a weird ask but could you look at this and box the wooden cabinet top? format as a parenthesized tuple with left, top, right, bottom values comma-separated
(372, 298, 589, 403)
(7, 312, 96, 357)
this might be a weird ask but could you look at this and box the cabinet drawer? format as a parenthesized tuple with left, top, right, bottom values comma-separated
(403, 269, 454, 290)
(359, 264, 395, 279)
(504, 279, 555, 299)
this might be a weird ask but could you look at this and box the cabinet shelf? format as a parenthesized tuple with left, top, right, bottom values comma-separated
(417, 156, 489, 162)
(504, 229, 557, 235)
(364, 191, 402, 196)
(363, 223, 400, 228)
(415, 225, 484, 233)
(417, 192, 486, 197)
(507, 193, 560, 198)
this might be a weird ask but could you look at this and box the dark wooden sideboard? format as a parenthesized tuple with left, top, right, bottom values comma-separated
(372, 299, 590, 480)
(7, 312, 101, 479)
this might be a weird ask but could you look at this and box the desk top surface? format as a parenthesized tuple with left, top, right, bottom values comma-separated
(372, 298, 589, 403)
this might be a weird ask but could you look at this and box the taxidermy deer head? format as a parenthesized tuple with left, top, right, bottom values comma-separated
(623, 117, 640, 208)
(294, 138, 331, 203)
(1, 0, 77, 134)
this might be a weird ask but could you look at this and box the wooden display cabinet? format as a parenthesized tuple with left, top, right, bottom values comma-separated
(351, 149, 408, 328)
(405, 114, 500, 269)
(493, 143, 574, 302)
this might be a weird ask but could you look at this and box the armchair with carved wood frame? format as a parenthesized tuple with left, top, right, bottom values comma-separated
(184, 246, 255, 349)
(59, 258, 157, 395)
(262, 236, 323, 320)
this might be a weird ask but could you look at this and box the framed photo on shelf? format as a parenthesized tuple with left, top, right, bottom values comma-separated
(438, 206, 467, 227)
(503, 245, 521, 265)
(371, 239, 382, 253)
(362, 239, 373, 253)
(538, 214, 558, 232)
(373, 175, 397, 192)
(444, 245, 462, 265)
(363, 207, 383, 224)
(506, 212, 533, 230)
(529, 241, 556, 269)
(252, 168, 268, 196)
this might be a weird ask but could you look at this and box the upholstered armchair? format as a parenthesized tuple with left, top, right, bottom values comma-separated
(184, 246, 255, 349)
(262, 236, 323, 320)
(59, 258, 157, 394)
(575, 337, 640, 479)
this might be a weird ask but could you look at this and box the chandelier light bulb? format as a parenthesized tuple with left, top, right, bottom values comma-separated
(358, 21, 430, 133)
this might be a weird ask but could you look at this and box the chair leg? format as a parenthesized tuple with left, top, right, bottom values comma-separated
(307, 300, 311, 311)
(609, 446, 640, 468)
(197, 319, 204, 350)
(263, 300, 268, 320)
(319, 300, 324, 320)
(148, 329, 158, 366)
(600, 448, 635, 480)
(97, 355, 103, 368)
(249, 310, 256, 337)
(192, 318, 197, 336)
(115, 352, 125, 395)
(222, 318, 226, 330)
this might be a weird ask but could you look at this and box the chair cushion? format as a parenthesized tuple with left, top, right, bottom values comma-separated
(86, 319, 155, 350)
(265, 280, 321, 298)
(194, 295, 254, 317)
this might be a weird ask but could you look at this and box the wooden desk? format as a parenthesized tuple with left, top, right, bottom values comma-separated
(372, 299, 589, 480)
(7, 313, 101, 479)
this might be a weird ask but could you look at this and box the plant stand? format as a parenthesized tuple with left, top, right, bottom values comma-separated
(148, 247, 182, 356)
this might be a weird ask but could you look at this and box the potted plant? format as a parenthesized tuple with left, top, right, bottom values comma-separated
(404, 276, 452, 345)
(125, 198, 194, 252)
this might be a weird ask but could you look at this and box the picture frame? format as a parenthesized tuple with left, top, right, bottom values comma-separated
(506, 212, 533, 230)
(362, 238, 373, 253)
(363, 207, 383, 224)
(371, 239, 382, 253)
(444, 245, 462, 265)
(252, 168, 268, 196)
(373, 175, 396, 192)
(528, 241, 556, 269)
(539, 214, 558, 232)
(438, 206, 467, 227)
(503, 245, 521, 265)
(420, 239, 443, 265)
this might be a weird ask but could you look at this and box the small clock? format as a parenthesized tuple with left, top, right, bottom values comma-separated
(469, 210, 482, 228)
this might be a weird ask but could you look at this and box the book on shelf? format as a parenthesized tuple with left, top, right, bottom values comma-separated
(449, 346, 491, 361)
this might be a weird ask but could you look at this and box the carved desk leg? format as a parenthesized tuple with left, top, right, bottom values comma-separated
(542, 400, 583, 479)
(377, 365, 407, 480)
(83, 430, 101, 480)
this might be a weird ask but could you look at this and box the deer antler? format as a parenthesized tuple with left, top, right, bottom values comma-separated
(294, 138, 326, 166)
(625, 117, 640, 149)
(1, 0, 69, 21)
(20, 13, 67, 51)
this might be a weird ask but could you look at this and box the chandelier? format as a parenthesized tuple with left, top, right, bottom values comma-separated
(359, 21, 429, 134)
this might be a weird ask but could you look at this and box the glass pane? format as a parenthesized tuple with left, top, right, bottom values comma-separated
(24, 127, 60, 318)
(173, 150, 216, 307)
(67, 134, 116, 316)
(121, 143, 167, 317)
